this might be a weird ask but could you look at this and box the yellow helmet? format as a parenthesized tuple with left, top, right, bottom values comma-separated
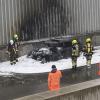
(86, 38, 91, 43)
(14, 34, 18, 40)
(72, 39, 77, 44)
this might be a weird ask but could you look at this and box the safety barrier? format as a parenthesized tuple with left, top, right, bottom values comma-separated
(15, 78, 100, 100)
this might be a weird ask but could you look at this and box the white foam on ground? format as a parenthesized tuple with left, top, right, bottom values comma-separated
(0, 49, 100, 75)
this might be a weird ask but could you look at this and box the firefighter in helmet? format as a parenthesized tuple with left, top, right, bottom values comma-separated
(71, 39, 80, 69)
(8, 40, 16, 65)
(83, 38, 93, 67)
(13, 34, 19, 62)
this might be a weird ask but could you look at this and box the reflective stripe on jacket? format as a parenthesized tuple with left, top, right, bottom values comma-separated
(72, 44, 79, 57)
(85, 43, 93, 53)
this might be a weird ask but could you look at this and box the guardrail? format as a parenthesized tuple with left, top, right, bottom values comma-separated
(15, 78, 100, 100)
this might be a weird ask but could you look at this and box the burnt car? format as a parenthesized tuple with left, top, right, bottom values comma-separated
(27, 37, 73, 63)
(27, 46, 64, 63)
(35, 48, 52, 63)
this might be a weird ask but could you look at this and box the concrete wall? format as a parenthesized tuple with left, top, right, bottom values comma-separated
(15, 79, 100, 100)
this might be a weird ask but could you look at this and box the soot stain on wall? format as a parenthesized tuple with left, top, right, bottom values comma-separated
(20, 0, 71, 41)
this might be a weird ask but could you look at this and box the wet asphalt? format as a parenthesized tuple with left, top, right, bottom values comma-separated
(0, 64, 100, 100)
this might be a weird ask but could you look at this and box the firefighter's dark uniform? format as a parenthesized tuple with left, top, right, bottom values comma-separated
(83, 38, 93, 67)
(71, 40, 79, 69)
(13, 34, 19, 62)
(8, 42, 16, 65)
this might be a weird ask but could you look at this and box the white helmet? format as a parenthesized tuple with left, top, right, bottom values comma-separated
(10, 40, 14, 45)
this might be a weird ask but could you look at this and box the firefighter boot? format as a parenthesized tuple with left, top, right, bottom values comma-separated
(13, 60, 16, 65)
(72, 57, 77, 70)
(72, 61, 75, 69)
(74, 65, 77, 70)
(72, 61, 76, 70)
(10, 61, 13, 65)
(87, 60, 91, 69)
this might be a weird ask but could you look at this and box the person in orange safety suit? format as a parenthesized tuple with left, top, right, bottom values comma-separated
(48, 65, 62, 91)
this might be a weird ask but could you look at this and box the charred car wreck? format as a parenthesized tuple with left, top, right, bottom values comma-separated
(27, 38, 78, 63)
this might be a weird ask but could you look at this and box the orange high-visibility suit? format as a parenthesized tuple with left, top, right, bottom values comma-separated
(48, 70, 62, 91)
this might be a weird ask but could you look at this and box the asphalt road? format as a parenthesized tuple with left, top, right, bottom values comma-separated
(0, 64, 99, 100)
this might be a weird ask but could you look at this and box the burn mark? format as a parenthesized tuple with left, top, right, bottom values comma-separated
(20, 0, 71, 41)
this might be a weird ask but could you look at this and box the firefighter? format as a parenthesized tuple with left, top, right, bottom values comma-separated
(8, 40, 16, 65)
(71, 39, 79, 69)
(83, 38, 93, 68)
(13, 34, 19, 62)
(48, 65, 62, 91)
